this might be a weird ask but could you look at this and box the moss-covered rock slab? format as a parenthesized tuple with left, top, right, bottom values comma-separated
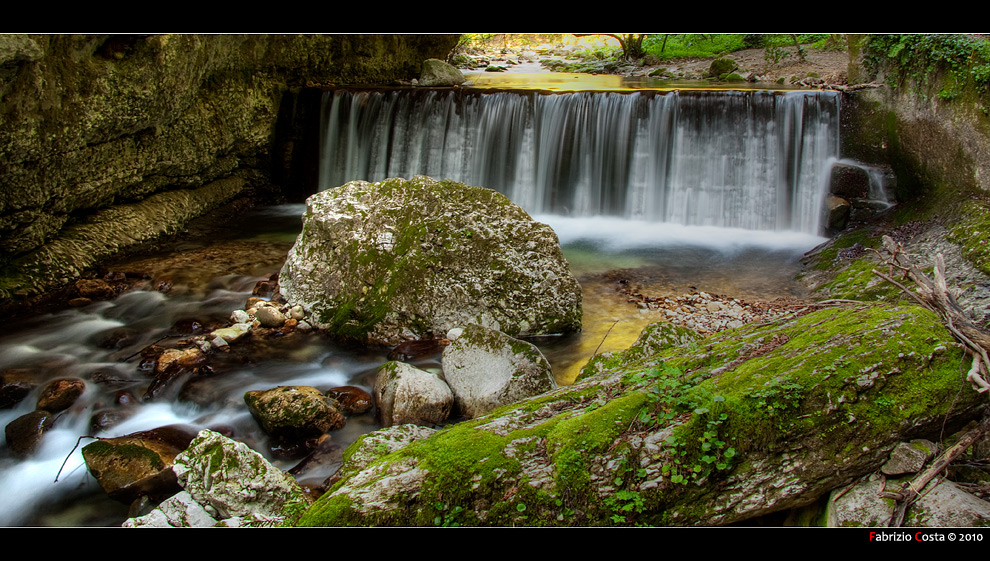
(295, 303, 987, 526)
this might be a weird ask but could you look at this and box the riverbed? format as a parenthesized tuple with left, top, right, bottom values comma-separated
(0, 202, 823, 526)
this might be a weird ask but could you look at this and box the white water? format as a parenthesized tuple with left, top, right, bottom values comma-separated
(319, 88, 840, 235)
(0, 273, 366, 526)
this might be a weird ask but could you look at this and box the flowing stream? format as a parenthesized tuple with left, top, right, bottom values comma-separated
(0, 79, 844, 526)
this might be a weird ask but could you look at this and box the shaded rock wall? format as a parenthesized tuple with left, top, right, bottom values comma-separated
(841, 35, 990, 204)
(0, 34, 459, 303)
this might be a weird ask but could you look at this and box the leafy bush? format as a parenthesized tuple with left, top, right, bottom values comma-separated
(864, 34, 990, 94)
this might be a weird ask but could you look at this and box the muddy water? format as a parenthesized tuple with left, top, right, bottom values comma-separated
(0, 205, 823, 526)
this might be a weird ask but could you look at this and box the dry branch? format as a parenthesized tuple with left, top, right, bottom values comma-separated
(869, 235, 990, 526)
(871, 235, 990, 393)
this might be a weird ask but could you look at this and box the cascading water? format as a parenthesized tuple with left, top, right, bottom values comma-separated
(319, 88, 840, 235)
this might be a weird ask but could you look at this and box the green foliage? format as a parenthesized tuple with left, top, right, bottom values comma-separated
(642, 34, 747, 60)
(432, 501, 465, 527)
(748, 378, 805, 416)
(743, 35, 765, 49)
(623, 364, 738, 488)
(863, 34, 990, 101)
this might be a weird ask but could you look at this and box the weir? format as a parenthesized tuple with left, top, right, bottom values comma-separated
(318, 88, 841, 235)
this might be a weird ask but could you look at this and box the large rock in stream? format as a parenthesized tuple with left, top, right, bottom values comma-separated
(294, 303, 987, 526)
(278, 175, 582, 346)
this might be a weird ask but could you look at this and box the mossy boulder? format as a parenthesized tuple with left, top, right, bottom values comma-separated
(294, 303, 986, 526)
(707, 57, 738, 78)
(278, 175, 582, 346)
(417, 58, 466, 86)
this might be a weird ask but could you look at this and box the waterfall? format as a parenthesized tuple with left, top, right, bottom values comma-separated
(319, 88, 840, 235)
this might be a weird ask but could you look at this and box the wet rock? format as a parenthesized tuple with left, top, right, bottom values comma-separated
(144, 347, 208, 401)
(0, 369, 37, 408)
(252, 279, 278, 298)
(36, 377, 86, 413)
(826, 194, 852, 231)
(278, 175, 582, 346)
(90, 408, 137, 433)
(253, 305, 286, 328)
(288, 434, 344, 479)
(829, 162, 871, 200)
(244, 386, 346, 439)
(155, 348, 206, 375)
(96, 326, 139, 349)
(374, 361, 453, 427)
(75, 278, 116, 300)
(440, 323, 556, 418)
(327, 385, 373, 415)
(4, 410, 55, 457)
(387, 338, 443, 361)
(115, 389, 140, 406)
(211, 322, 252, 344)
(81, 424, 199, 503)
(171, 318, 204, 334)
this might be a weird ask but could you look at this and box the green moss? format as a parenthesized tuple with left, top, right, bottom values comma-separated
(296, 301, 982, 527)
(946, 198, 990, 277)
(82, 440, 167, 471)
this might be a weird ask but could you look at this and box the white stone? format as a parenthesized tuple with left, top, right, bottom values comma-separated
(123, 491, 217, 528)
(230, 309, 250, 324)
(210, 322, 252, 343)
(441, 323, 556, 418)
(374, 362, 453, 427)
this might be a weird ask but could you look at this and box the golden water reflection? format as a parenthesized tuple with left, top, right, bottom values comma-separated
(540, 240, 815, 386)
(463, 72, 811, 93)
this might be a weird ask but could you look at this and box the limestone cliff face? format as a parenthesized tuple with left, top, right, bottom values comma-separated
(0, 34, 459, 302)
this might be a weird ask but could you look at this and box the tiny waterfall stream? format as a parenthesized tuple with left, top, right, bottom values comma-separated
(1, 81, 846, 526)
